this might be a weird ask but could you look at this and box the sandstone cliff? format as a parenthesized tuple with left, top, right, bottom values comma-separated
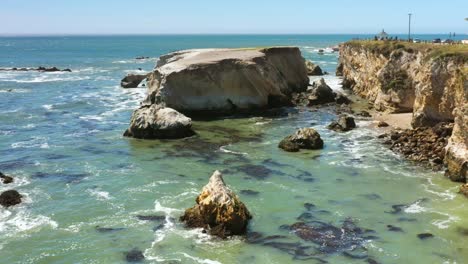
(144, 47, 309, 115)
(339, 41, 467, 182)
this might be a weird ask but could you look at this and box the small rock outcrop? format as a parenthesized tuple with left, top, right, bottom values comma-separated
(307, 78, 336, 105)
(180, 170, 252, 238)
(377, 121, 390, 127)
(124, 104, 195, 139)
(328, 115, 356, 132)
(305, 60, 323, 75)
(460, 184, 468, 198)
(279, 128, 324, 152)
(0, 172, 14, 184)
(121, 73, 149, 88)
(0, 190, 22, 207)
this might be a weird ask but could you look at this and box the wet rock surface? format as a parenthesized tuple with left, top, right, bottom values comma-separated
(0, 172, 14, 184)
(124, 104, 195, 139)
(459, 184, 468, 197)
(292, 78, 351, 107)
(121, 73, 149, 88)
(180, 170, 252, 238)
(279, 128, 324, 152)
(378, 122, 453, 171)
(0, 190, 22, 207)
(327, 115, 356, 132)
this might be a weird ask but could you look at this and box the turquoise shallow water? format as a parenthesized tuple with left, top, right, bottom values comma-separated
(1, 35, 467, 264)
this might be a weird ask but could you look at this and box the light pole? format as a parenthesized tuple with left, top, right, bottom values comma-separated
(408, 13, 412, 41)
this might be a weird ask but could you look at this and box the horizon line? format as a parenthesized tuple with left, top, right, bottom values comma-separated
(0, 32, 466, 37)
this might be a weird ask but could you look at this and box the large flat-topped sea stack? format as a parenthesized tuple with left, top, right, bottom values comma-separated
(144, 47, 309, 115)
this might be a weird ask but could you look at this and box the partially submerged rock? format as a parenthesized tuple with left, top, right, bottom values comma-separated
(459, 184, 468, 197)
(307, 78, 336, 105)
(0, 190, 22, 207)
(121, 73, 149, 88)
(328, 115, 356, 132)
(306, 60, 323, 75)
(144, 47, 309, 115)
(124, 104, 195, 139)
(125, 249, 145, 262)
(180, 170, 252, 238)
(0, 172, 14, 184)
(279, 128, 324, 152)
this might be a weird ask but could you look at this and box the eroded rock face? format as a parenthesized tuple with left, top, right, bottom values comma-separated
(339, 42, 467, 182)
(124, 104, 195, 139)
(279, 128, 324, 152)
(305, 60, 323, 75)
(144, 47, 309, 115)
(121, 73, 149, 88)
(0, 190, 22, 207)
(180, 170, 252, 238)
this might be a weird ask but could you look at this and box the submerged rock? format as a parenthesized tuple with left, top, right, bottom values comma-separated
(0, 190, 22, 207)
(328, 115, 356, 132)
(180, 170, 252, 238)
(125, 249, 145, 262)
(305, 60, 323, 75)
(279, 128, 324, 152)
(0, 172, 14, 184)
(417, 233, 434, 240)
(121, 73, 149, 88)
(124, 104, 195, 139)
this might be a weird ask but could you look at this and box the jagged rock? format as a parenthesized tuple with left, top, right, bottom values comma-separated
(377, 121, 389, 127)
(305, 60, 323, 75)
(0, 172, 13, 184)
(279, 128, 324, 152)
(124, 104, 195, 139)
(335, 92, 351, 105)
(135, 56, 149, 60)
(445, 103, 467, 182)
(328, 115, 356, 132)
(121, 73, 149, 88)
(336, 62, 344, 76)
(180, 170, 252, 238)
(307, 78, 336, 105)
(0, 190, 22, 207)
(143, 47, 309, 115)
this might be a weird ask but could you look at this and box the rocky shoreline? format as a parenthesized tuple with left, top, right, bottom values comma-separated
(338, 41, 467, 187)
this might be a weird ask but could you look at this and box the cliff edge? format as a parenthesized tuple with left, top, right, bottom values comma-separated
(339, 41, 467, 182)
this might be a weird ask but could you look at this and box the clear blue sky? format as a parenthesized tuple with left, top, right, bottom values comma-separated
(1, 0, 467, 35)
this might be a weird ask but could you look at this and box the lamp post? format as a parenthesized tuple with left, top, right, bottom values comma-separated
(408, 13, 412, 41)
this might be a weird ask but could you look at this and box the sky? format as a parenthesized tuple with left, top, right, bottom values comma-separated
(1, 0, 467, 35)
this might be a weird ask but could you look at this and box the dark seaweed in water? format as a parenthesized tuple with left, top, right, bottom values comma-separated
(234, 164, 285, 180)
(240, 190, 260, 196)
(386, 198, 429, 214)
(125, 248, 145, 262)
(248, 204, 378, 262)
(136, 215, 165, 221)
(32, 171, 89, 183)
(95, 226, 125, 233)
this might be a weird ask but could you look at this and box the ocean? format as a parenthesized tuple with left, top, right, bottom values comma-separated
(1, 35, 467, 263)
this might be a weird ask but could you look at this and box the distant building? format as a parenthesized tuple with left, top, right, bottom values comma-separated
(378, 29, 389, 40)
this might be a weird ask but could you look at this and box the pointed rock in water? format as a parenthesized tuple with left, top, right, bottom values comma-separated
(121, 73, 149, 88)
(180, 170, 252, 238)
(279, 128, 324, 152)
(305, 60, 323, 76)
(0, 172, 14, 184)
(124, 104, 195, 139)
(0, 190, 22, 207)
(307, 78, 336, 105)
